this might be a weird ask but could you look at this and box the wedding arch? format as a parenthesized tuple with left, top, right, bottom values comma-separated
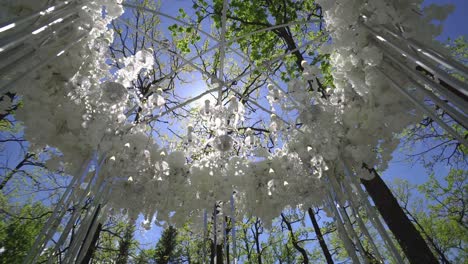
(0, 0, 466, 263)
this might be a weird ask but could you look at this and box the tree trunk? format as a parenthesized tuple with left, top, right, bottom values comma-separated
(307, 208, 333, 264)
(116, 223, 135, 264)
(0, 152, 34, 190)
(226, 238, 230, 264)
(404, 208, 451, 263)
(210, 240, 215, 264)
(281, 213, 309, 264)
(361, 164, 438, 264)
(210, 240, 224, 264)
(274, 27, 305, 72)
(253, 218, 263, 264)
(242, 228, 252, 263)
(216, 244, 224, 264)
(80, 223, 102, 264)
(416, 65, 468, 102)
(225, 217, 230, 264)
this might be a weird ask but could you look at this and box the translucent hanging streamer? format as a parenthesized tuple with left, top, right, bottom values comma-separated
(0, 10, 79, 54)
(0, 0, 80, 47)
(380, 24, 468, 80)
(213, 203, 218, 263)
(64, 160, 109, 263)
(75, 204, 102, 263)
(45, 169, 98, 262)
(223, 218, 228, 262)
(0, 0, 85, 94)
(383, 52, 468, 128)
(46, 153, 107, 263)
(325, 191, 360, 263)
(327, 175, 368, 263)
(0, 13, 78, 73)
(63, 203, 99, 263)
(378, 64, 468, 146)
(361, 21, 468, 98)
(38, 160, 93, 258)
(364, 24, 468, 110)
(230, 193, 237, 264)
(0, 18, 81, 82)
(0, 31, 87, 94)
(362, 24, 468, 146)
(360, 23, 468, 147)
(342, 160, 404, 264)
(62, 183, 107, 263)
(339, 180, 384, 263)
(24, 155, 94, 264)
(0, 0, 79, 35)
(2, 3, 98, 259)
(74, 204, 102, 261)
(203, 209, 208, 264)
(217, 0, 229, 105)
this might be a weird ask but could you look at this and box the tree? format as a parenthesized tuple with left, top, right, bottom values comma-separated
(81, 223, 103, 264)
(0, 92, 20, 128)
(392, 169, 468, 263)
(361, 165, 438, 263)
(173, 223, 206, 264)
(280, 213, 309, 264)
(307, 207, 333, 264)
(375, 34, 468, 263)
(115, 222, 137, 264)
(89, 216, 139, 264)
(419, 169, 467, 230)
(0, 152, 41, 191)
(134, 249, 153, 263)
(446, 36, 468, 80)
(154, 226, 179, 264)
(0, 197, 50, 263)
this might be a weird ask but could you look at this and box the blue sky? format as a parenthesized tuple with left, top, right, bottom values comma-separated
(423, 0, 468, 40)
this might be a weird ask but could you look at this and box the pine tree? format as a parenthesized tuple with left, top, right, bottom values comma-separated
(154, 226, 179, 264)
(116, 223, 136, 264)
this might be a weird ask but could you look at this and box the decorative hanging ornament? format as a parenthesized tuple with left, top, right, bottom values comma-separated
(101, 82, 128, 104)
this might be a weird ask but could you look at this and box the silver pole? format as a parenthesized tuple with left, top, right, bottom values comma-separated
(328, 175, 368, 263)
(24, 156, 93, 264)
(381, 25, 468, 79)
(362, 22, 468, 98)
(378, 64, 468, 147)
(383, 54, 468, 129)
(0, 0, 79, 35)
(230, 193, 237, 263)
(340, 180, 384, 263)
(0, 11, 79, 54)
(0, 32, 87, 94)
(326, 191, 361, 263)
(342, 160, 404, 264)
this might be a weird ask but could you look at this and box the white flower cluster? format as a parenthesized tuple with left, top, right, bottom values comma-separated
(306, 0, 452, 174)
(2, 0, 454, 229)
(193, 96, 245, 153)
(3, 0, 127, 175)
(115, 50, 154, 87)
